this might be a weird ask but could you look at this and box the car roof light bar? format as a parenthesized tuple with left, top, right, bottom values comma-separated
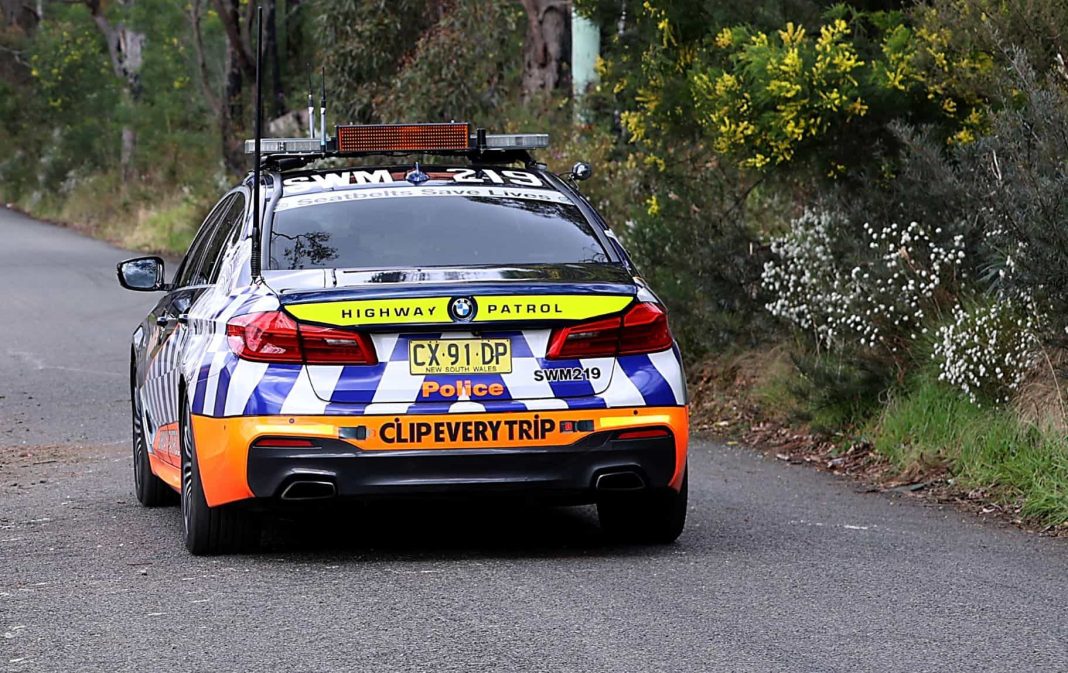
(243, 123, 549, 160)
(482, 133, 549, 150)
(244, 137, 325, 155)
(337, 122, 472, 153)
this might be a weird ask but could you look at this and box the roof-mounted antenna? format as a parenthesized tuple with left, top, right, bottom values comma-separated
(250, 4, 264, 281)
(306, 68, 315, 139)
(319, 67, 327, 153)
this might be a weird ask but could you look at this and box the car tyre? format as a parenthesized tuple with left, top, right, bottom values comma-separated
(597, 468, 687, 544)
(132, 384, 177, 507)
(180, 402, 259, 555)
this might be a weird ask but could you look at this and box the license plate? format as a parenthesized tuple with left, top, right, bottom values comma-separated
(408, 339, 512, 375)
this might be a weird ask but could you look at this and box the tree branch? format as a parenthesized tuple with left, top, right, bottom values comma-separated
(189, 0, 220, 116)
(210, 0, 254, 77)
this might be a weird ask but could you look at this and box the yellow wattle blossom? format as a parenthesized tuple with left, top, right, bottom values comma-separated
(783, 119, 805, 141)
(715, 28, 734, 49)
(831, 50, 862, 74)
(767, 78, 802, 98)
(595, 56, 609, 78)
(818, 87, 845, 110)
(714, 72, 739, 96)
(964, 108, 984, 127)
(778, 48, 802, 76)
(778, 23, 806, 48)
(675, 45, 697, 70)
(620, 110, 646, 143)
(885, 67, 908, 91)
(846, 98, 869, 116)
(685, 10, 988, 172)
(950, 128, 976, 145)
(818, 19, 849, 46)
(642, 154, 667, 171)
(745, 153, 771, 169)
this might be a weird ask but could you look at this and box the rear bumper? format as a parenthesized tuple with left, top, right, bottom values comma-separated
(247, 433, 676, 502)
(191, 407, 687, 506)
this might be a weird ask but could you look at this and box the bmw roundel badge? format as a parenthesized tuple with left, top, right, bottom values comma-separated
(448, 297, 476, 323)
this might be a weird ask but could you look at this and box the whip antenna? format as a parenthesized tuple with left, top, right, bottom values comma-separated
(251, 5, 264, 281)
(319, 66, 327, 153)
(307, 68, 315, 138)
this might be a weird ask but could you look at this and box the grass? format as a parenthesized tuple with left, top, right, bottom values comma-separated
(8, 170, 212, 256)
(749, 348, 800, 422)
(122, 196, 203, 253)
(749, 345, 888, 433)
(869, 373, 1068, 527)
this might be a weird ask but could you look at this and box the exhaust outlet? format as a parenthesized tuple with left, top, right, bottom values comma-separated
(280, 480, 336, 501)
(595, 470, 646, 491)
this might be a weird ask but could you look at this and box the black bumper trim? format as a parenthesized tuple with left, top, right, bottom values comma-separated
(246, 431, 676, 501)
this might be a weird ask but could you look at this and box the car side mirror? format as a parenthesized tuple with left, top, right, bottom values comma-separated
(117, 256, 166, 292)
(570, 162, 593, 182)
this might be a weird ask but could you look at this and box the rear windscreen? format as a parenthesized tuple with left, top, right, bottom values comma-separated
(268, 186, 610, 270)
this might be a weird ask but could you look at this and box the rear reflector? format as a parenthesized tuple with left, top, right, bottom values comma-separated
(616, 428, 671, 440)
(559, 420, 595, 433)
(335, 123, 471, 154)
(253, 438, 316, 448)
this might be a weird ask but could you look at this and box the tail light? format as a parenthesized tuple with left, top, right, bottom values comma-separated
(226, 311, 301, 362)
(546, 302, 673, 359)
(227, 311, 378, 365)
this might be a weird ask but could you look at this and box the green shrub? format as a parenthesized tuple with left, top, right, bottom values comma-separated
(377, 2, 523, 123)
(316, 0, 438, 123)
(788, 348, 890, 431)
(872, 373, 1068, 526)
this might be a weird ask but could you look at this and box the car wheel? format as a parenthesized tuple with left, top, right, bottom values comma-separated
(132, 384, 177, 507)
(597, 468, 688, 544)
(180, 401, 259, 555)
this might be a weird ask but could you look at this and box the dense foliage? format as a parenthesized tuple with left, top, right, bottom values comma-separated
(319, 1, 524, 124)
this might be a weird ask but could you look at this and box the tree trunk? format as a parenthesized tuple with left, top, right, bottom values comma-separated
(85, 0, 145, 182)
(221, 33, 245, 173)
(189, 0, 221, 116)
(121, 124, 136, 180)
(519, 0, 571, 99)
(0, 0, 40, 31)
(214, 0, 259, 173)
(265, 0, 284, 118)
(211, 0, 254, 78)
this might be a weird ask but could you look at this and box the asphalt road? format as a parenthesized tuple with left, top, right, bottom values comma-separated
(2, 206, 1067, 672)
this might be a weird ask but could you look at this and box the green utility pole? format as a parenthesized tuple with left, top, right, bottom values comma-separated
(571, 8, 601, 122)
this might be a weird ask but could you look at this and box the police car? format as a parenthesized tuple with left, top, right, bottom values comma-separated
(117, 123, 688, 554)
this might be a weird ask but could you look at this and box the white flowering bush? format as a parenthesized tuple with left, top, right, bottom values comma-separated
(762, 209, 965, 369)
(932, 300, 1042, 406)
